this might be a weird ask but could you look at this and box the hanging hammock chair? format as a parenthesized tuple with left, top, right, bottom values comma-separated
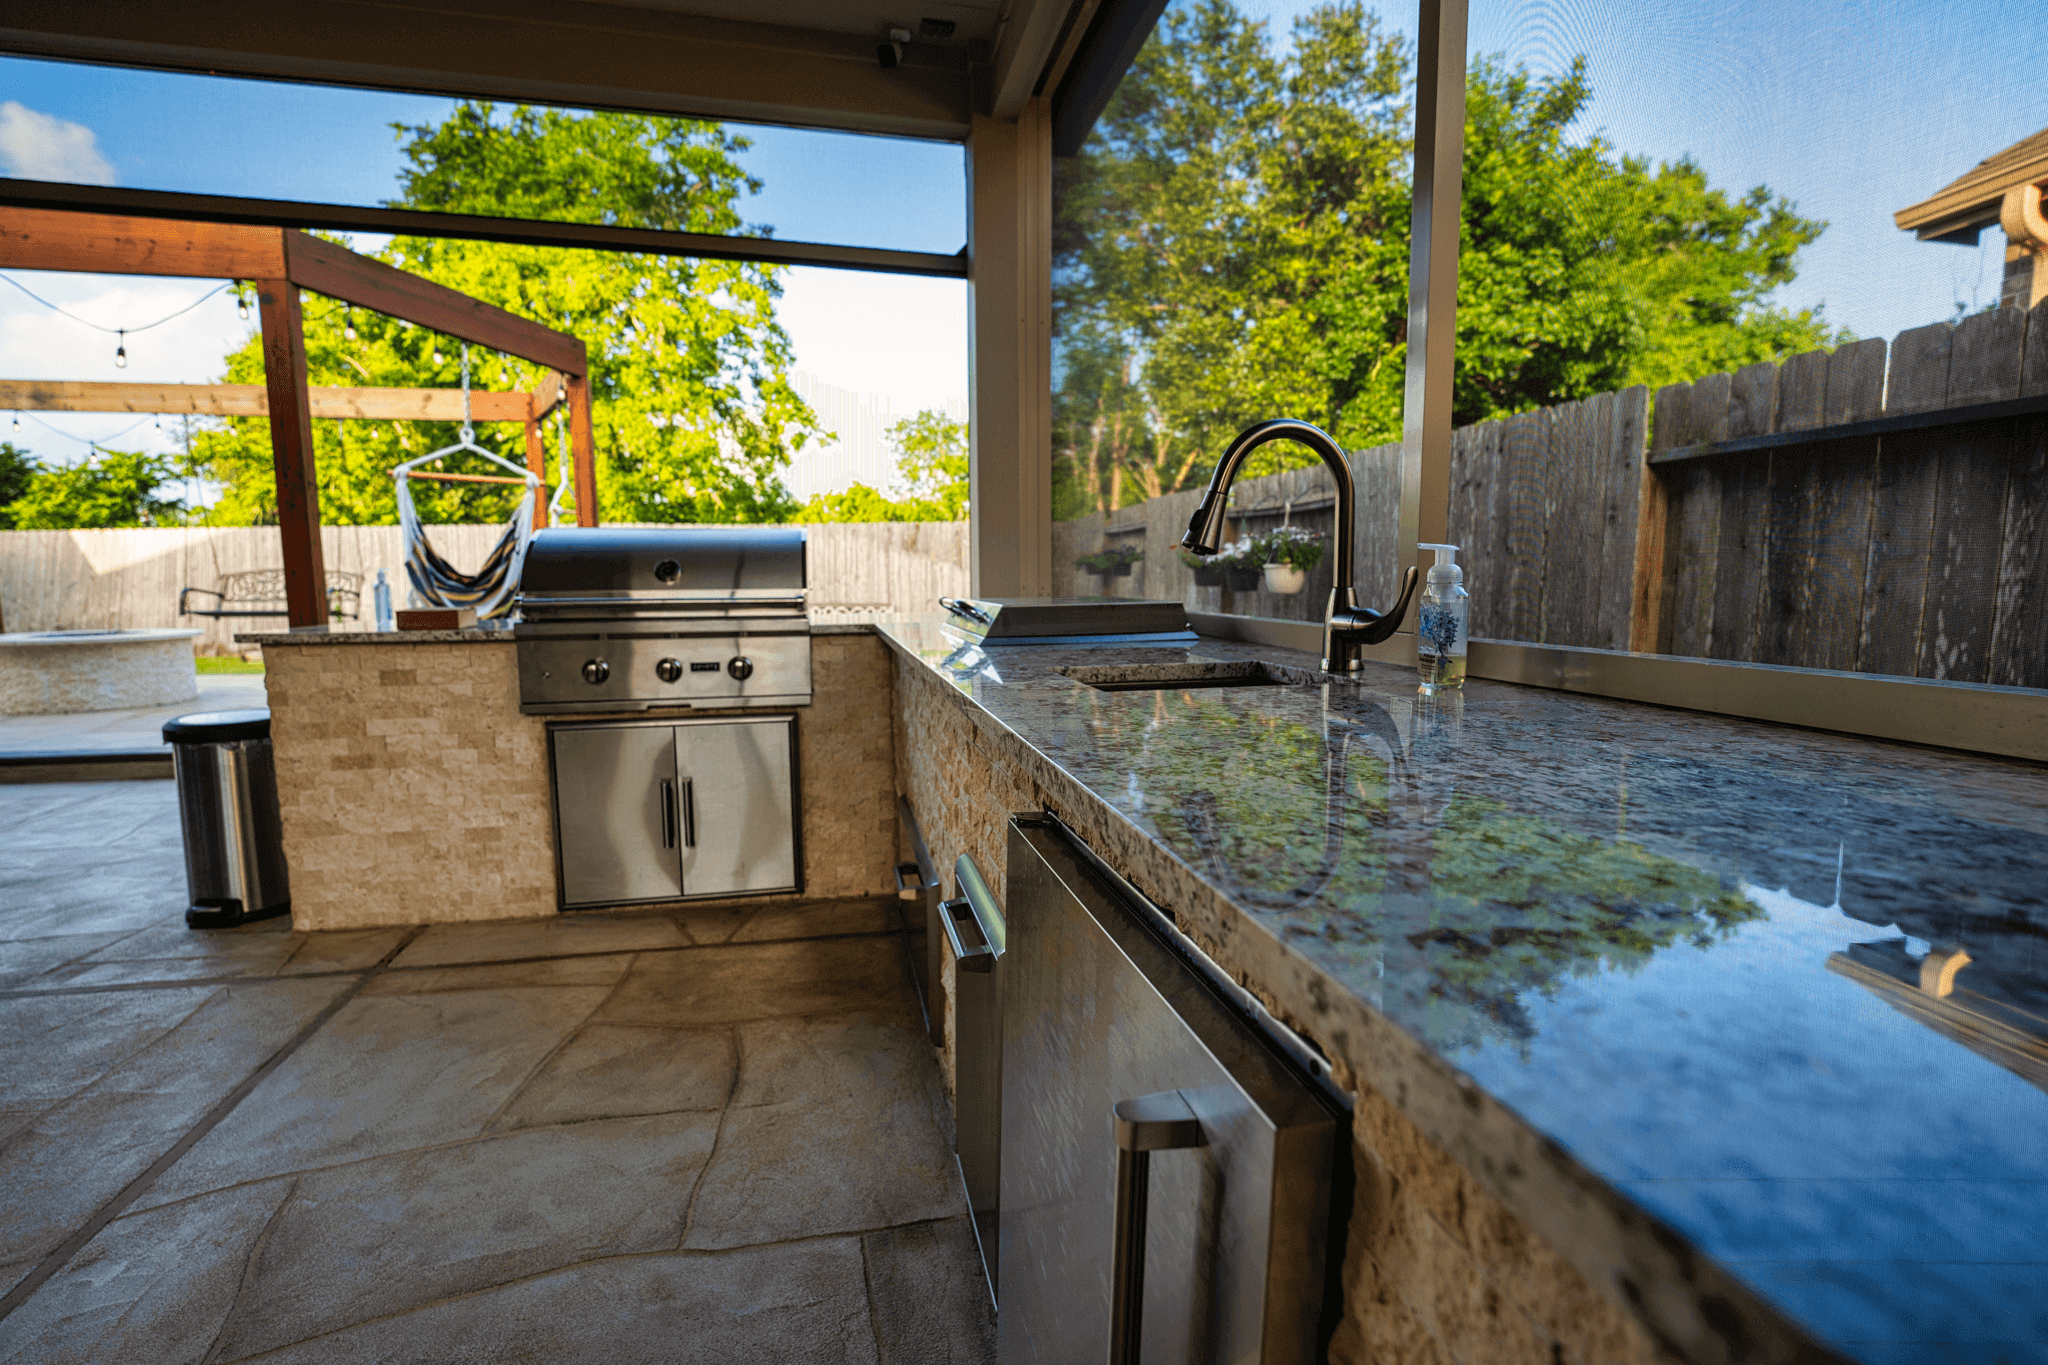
(393, 347, 544, 620)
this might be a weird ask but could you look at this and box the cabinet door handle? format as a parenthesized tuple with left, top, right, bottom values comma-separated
(659, 779, 676, 850)
(681, 778, 696, 848)
(1108, 1090, 1205, 1365)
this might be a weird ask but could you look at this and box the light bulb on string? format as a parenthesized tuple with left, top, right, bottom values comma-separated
(343, 307, 356, 341)
(10, 413, 19, 432)
(433, 350, 444, 366)
(237, 289, 249, 321)
(114, 330, 127, 369)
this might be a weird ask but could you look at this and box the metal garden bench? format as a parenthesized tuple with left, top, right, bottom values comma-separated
(179, 569, 362, 620)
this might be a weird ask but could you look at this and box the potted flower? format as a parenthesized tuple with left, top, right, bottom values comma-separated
(1076, 543, 1144, 581)
(1178, 548, 1227, 586)
(1257, 525, 1326, 594)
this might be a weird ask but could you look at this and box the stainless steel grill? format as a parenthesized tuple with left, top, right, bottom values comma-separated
(514, 527, 812, 715)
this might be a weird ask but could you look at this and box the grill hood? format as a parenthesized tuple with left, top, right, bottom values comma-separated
(516, 527, 806, 606)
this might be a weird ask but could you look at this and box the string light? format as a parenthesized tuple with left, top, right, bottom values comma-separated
(343, 307, 357, 341)
(238, 294, 249, 321)
(10, 413, 19, 432)
(433, 350, 444, 365)
(114, 330, 127, 369)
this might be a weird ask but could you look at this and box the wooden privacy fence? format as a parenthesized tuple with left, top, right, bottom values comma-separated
(1059, 298, 2048, 689)
(0, 521, 968, 653)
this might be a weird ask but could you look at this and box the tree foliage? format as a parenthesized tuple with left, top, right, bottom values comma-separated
(1, 448, 185, 530)
(799, 409, 968, 523)
(1052, 0, 1841, 516)
(195, 103, 815, 527)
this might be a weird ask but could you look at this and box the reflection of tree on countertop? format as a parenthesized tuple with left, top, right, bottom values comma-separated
(1124, 687, 1759, 1059)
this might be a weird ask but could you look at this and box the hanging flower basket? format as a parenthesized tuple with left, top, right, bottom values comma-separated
(1076, 545, 1143, 579)
(1179, 549, 1227, 586)
(1262, 563, 1307, 594)
(1223, 563, 1264, 592)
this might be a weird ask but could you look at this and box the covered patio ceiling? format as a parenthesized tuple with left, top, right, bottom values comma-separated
(0, 0, 1157, 145)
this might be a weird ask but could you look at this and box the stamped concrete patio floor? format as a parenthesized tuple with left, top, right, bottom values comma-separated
(0, 779, 994, 1364)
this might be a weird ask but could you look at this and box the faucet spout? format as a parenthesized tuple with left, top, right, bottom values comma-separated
(1180, 418, 1418, 672)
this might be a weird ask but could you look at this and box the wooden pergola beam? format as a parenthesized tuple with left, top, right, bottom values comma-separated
(0, 209, 586, 375)
(0, 205, 604, 615)
(0, 379, 549, 423)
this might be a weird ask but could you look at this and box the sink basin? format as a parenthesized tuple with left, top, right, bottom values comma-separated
(1056, 660, 1321, 692)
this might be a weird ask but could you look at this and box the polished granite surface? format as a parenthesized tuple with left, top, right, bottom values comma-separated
(879, 617, 2048, 1363)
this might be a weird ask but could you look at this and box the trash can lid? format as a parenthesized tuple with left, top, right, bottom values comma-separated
(162, 709, 271, 744)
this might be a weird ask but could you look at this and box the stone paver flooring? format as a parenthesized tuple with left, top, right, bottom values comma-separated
(0, 778, 994, 1363)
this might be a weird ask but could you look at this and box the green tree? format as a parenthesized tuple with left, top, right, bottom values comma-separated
(196, 103, 816, 527)
(0, 441, 36, 527)
(5, 449, 184, 529)
(1052, 0, 1840, 514)
(799, 409, 969, 522)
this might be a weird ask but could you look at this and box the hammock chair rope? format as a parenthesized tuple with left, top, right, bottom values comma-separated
(394, 346, 544, 619)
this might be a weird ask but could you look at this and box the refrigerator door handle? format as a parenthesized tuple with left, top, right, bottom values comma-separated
(939, 896, 998, 973)
(1108, 1090, 1206, 1365)
(658, 778, 677, 850)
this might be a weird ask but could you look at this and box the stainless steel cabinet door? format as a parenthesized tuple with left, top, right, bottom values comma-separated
(552, 723, 681, 906)
(999, 818, 1334, 1365)
(674, 716, 798, 898)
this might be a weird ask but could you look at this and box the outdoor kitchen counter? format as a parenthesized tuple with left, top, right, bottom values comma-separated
(237, 622, 895, 931)
(872, 615, 2048, 1365)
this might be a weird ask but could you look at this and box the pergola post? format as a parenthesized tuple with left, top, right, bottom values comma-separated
(255, 278, 327, 628)
(524, 403, 548, 529)
(566, 373, 598, 527)
(966, 98, 1054, 598)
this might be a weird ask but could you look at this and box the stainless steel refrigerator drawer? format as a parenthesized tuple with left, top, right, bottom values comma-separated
(1000, 815, 1337, 1365)
(548, 715, 801, 908)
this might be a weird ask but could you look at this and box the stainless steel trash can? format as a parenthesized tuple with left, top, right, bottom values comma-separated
(163, 709, 291, 929)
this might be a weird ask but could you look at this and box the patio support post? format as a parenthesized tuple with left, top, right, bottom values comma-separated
(1398, 0, 1469, 591)
(255, 278, 328, 628)
(566, 372, 599, 527)
(965, 97, 1054, 597)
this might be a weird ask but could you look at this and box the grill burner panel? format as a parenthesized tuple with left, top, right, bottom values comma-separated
(515, 528, 812, 715)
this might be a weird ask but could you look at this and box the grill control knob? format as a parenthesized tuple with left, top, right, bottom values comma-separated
(727, 656, 754, 682)
(655, 657, 683, 683)
(653, 558, 682, 584)
(581, 659, 610, 685)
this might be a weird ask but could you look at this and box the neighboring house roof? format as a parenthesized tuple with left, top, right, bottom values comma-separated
(1895, 127, 2048, 244)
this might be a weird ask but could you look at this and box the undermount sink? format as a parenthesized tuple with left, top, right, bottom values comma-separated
(1056, 660, 1323, 692)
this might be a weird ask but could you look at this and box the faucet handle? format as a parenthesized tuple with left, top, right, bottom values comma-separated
(1354, 565, 1419, 645)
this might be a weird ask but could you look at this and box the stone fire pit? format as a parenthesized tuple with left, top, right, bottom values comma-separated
(0, 628, 201, 715)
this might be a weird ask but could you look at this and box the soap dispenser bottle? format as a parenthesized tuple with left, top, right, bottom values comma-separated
(1416, 543, 1467, 691)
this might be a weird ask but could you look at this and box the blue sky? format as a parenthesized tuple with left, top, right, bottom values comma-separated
(2, 0, 2044, 470)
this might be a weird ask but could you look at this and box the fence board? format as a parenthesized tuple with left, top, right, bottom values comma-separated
(1886, 324, 1953, 415)
(1538, 397, 1595, 645)
(1988, 416, 2048, 687)
(1825, 338, 1889, 424)
(1776, 349, 1830, 432)
(1859, 430, 1941, 677)
(1728, 362, 1779, 438)
(1756, 441, 1874, 671)
(1916, 426, 2013, 682)
(1709, 452, 1770, 662)
(1947, 307, 2028, 404)
(2024, 300, 2048, 399)
(1499, 409, 1554, 640)
(1664, 377, 1727, 658)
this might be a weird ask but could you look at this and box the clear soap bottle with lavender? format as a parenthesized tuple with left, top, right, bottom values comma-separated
(1416, 543, 1467, 691)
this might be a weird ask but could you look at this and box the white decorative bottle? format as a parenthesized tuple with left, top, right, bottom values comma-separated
(1416, 543, 1467, 691)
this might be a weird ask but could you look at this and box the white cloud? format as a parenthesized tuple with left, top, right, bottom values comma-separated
(0, 100, 116, 185)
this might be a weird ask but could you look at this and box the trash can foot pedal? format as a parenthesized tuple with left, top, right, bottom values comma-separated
(186, 900, 290, 930)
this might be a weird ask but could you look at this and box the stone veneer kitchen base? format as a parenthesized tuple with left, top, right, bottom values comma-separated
(253, 627, 898, 932)
(888, 641, 1669, 1365)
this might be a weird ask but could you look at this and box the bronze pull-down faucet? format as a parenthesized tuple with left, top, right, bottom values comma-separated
(1181, 418, 1419, 673)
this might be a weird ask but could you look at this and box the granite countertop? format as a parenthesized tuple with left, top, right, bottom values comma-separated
(873, 615, 2048, 1361)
